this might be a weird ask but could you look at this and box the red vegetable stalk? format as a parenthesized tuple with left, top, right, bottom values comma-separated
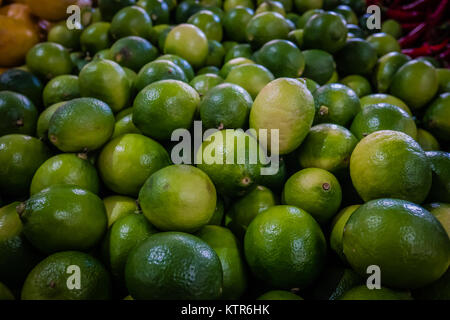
(399, 22, 428, 47)
(385, 8, 425, 21)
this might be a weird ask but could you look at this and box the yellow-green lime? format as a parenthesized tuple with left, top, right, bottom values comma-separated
(329, 204, 360, 261)
(103, 195, 139, 227)
(225, 63, 274, 99)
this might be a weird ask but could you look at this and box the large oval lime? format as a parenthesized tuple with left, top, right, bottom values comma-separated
(0, 91, 37, 137)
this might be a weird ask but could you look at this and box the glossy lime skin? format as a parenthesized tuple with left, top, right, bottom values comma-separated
(137, 0, 170, 25)
(0, 91, 38, 137)
(164, 24, 209, 69)
(99, 0, 137, 21)
(302, 49, 335, 85)
(313, 83, 361, 126)
(244, 205, 327, 289)
(36, 102, 66, 140)
(390, 60, 439, 110)
(190, 73, 224, 97)
(254, 40, 304, 78)
(335, 38, 378, 76)
(381, 19, 402, 39)
(21, 251, 112, 300)
(343, 198, 450, 289)
(296, 123, 358, 174)
(350, 130, 432, 204)
(110, 36, 158, 72)
(303, 12, 347, 53)
(112, 114, 142, 138)
(0, 134, 51, 198)
(30, 154, 100, 196)
(415, 129, 440, 151)
(125, 232, 223, 300)
(188, 10, 223, 42)
(373, 52, 410, 93)
(329, 204, 360, 261)
(0, 69, 43, 108)
(366, 32, 401, 57)
(339, 286, 412, 300)
(156, 54, 195, 80)
(0, 202, 41, 289)
(246, 12, 291, 49)
(219, 57, 254, 78)
(48, 98, 115, 152)
(223, 7, 254, 43)
(133, 80, 200, 140)
(224, 44, 252, 63)
(103, 213, 158, 280)
(21, 185, 107, 254)
(79, 59, 131, 113)
(282, 168, 342, 224)
(339, 75, 371, 97)
(360, 93, 411, 115)
(196, 225, 247, 300)
(110, 6, 152, 40)
(424, 93, 450, 142)
(26, 42, 73, 80)
(80, 22, 112, 55)
(350, 103, 417, 140)
(42, 75, 80, 107)
(103, 195, 139, 227)
(225, 63, 274, 99)
(47, 21, 82, 51)
(199, 83, 253, 129)
(205, 40, 226, 68)
(426, 151, 450, 203)
(98, 133, 171, 197)
(139, 165, 217, 232)
(135, 60, 187, 92)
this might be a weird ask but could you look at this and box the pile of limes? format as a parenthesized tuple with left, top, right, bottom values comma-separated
(0, 0, 449, 301)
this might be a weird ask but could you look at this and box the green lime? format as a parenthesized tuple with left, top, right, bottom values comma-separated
(244, 205, 326, 289)
(416, 129, 440, 151)
(223, 6, 254, 43)
(196, 130, 265, 197)
(339, 286, 412, 300)
(381, 19, 402, 39)
(0, 202, 41, 289)
(302, 49, 335, 85)
(295, 0, 323, 12)
(390, 60, 438, 110)
(224, 0, 254, 11)
(148, 24, 170, 45)
(287, 29, 303, 48)
(350, 103, 417, 140)
(112, 113, 142, 138)
(256, 1, 286, 16)
(30, 153, 99, 196)
(346, 23, 365, 38)
(254, 39, 305, 78)
(257, 156, 288, 190)
(282, 168, 342, 224)
(175, 0, 204, 22)
(313, 83, 361, 126)
(0, 135, 51, 198)
(164, 24, 209, 69)
(115, 107, 134, 120)
(334, 4, 358, 24)
(437, 68, 450, 93)
(339, 75, 372, 97)
(298, 77, 320, 93)
(47, 21, 82, 51)
(296, 8, 323, 28)
(219, 57, 254, 78)
(42, 75, 80, 107)
(21, 251, 111, 300)
(135, 60, 187, 91)
(224, 44, 253, 63)
(0, 282, 14, 300)
(70, 52, 90, 74)
(226, 185, 277, 239)
(188, 10, 223, 42)
(20, 185, 107, 254)
(207, 196, 225, 225)
(417, 56, 441, 68)
(350, 130, 432, 203)
(125, 232, 222, 299)
(26, 42, 73, 80)
(367, 32, 401, 57)
(0, 91, 37, 137)
(133, 80, 200, 140)
(257, 290, 303, 300)
(139, 165, 216, 232)
(156, 54, 195, 81)
(424, 93, 450, 142)
(36, 102, 66, 140)
(110, 36, 158, 72)
(93, 49, 112, 60)
(311, 266, 363, 300)
(0, 69, 43, 108)
(79, 59, 131, 113)
(225, 63, 274, 99)
(103, 195, 139, 227)
(325, 70, 339, 84)
(250, 78, 315, 154)
(373, 51, 411, 93)
(196, 225, 247, 299)
(99, 0, 137, 21)
(329, 204, 360, 261)
(343, 198, 450, 289)
(296, 123, 357, 175)
(199, 83, 252, 129)
(48, 97, 115, 152)
(303, 12, 347, 53)
(137, 0, 170, 25)
(424, 203, 450, 237)
(189, 73, 224, 97)
(413, 269, 450, 300)
(80, 22, 112, 56)
(246, 12, 291, 48)
(98, 133, 170, 196)
(197, 66, 220, 75)
(335, 38, 377, 76)
(205, 40, 226, 67)
(286, 12, 301, 26)
(426, 151, 450, 203)
(360, 93, 412, 115)
(103, 213, 157, 281)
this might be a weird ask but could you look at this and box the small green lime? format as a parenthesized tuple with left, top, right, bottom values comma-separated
(43, 75, 80, 107)
(26, 42, 73, 80)
(110, 6, 152, 40)
(0, 91, 38, 137)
